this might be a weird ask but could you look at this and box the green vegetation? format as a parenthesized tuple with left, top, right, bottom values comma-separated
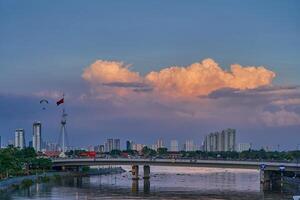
(178, 149, 300, 162)
(142, 146, 156, 157)
(0, 147, 52, 180)
(118, 148, 300, 162)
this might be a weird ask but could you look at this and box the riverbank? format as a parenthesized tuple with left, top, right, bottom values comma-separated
(0, 167, 126, 194)
(0, 171, 71, 193)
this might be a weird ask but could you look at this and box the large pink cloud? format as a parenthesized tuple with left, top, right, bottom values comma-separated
(82, 58, 276, 98)
(146, 58, 275, 97)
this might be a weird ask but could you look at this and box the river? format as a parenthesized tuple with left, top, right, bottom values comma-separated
(3, 166, 298, 200)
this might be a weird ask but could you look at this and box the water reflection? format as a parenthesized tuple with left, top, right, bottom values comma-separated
(131, 179, 139, 193)
(6, 166, 296, 200)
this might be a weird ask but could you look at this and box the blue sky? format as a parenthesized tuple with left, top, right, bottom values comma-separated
(0, 1, 300, 149)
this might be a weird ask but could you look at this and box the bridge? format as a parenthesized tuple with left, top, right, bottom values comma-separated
(52, 158, 300, 191)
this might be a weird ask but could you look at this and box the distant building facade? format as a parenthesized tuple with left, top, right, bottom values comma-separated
(204, 128, 236, 152)
(105, 138, 121, 152)
(126, 140, 133, 151)
(237, 143, 251, 152)
(105, 139, 113, 152)
(184, 140, 195, 151)
(132, 143, 145, 152)
(170, 140, 179, 152)
(157, 138, 164, 149)
(113, 139, 120, 150)
(33, 121, 42, 152)
(14, 129, 25, 149)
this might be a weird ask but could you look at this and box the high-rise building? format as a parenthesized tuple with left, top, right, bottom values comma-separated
(113, 139, 120, 150)
(14, 129, 25, 149)
(224, 128, 236, 152)
(104, 138, 120, 152)
(105, 139, 114, 152)
(170, 140, 179, 152)
(126, 140, 133, 151)
(0, 135, 1, 148)
(237, 143, 251, 152)
(33, 121, 42, 152)
(185, 140, 194, 152)
(204, 129, 236, 152)
(157, 138, 164, 149)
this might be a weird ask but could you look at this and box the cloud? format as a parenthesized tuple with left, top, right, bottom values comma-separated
(261, 109, 300, 127)
(82, 60, 142, 84)
(79, 58, 300, 128)
(82, 58, 275, 98)
(102, 82, 149, 89)
(146, 58, 275, 97)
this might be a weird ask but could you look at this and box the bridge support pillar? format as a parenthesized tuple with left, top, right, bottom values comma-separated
(132, 165, 139, 180)
(143, 165, 150, 179)
(260, 170, 283, 191)
(143, 178, 150, 194)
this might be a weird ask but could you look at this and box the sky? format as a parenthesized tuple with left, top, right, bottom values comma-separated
(0, 0, 300, 150)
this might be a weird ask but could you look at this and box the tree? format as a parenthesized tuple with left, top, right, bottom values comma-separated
(142, 146, 156, 157)
(157, 148, 168, 156)
(110, 149, 121, 157)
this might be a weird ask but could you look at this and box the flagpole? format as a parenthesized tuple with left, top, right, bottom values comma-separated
(59, 92, 67, 157)
(62, 93, 65, 154)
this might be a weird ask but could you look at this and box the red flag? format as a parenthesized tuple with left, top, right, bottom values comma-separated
(56, 98, 64, 106)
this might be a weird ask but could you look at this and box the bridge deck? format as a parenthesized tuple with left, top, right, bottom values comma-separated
(52, 158, 300, 172)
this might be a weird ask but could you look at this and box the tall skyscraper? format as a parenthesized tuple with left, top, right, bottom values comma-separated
(157, 138, 164, 149)
(204, 129, 236, 152)
(223, 128, 236, 151)
(14, 129, 25, 149)
(113, 139, 120, 150)
(170, 140, 179, 152)
(0, 135, 1, 148)
(105, 139, 114, 152)
(126, 140, 133, 151)
(185, 140, 194, 152)
(33, 121, 42, 152)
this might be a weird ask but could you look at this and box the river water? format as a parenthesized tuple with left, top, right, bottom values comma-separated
(4, 166, 298, 200)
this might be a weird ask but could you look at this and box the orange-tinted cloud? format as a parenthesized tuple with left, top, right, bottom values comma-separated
(82, 60, 141, 84)
(82, 58, 276, 98)
(146, 58, 276, 97)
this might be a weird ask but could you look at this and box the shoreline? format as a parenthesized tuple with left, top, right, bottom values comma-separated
(0, 167, 126, 194)
(0, 171, 71, 193)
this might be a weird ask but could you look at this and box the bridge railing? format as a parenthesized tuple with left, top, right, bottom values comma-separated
(51, 157, 300, 169)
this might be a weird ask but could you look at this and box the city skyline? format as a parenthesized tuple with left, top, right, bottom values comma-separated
(0, 1, 300, 150)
